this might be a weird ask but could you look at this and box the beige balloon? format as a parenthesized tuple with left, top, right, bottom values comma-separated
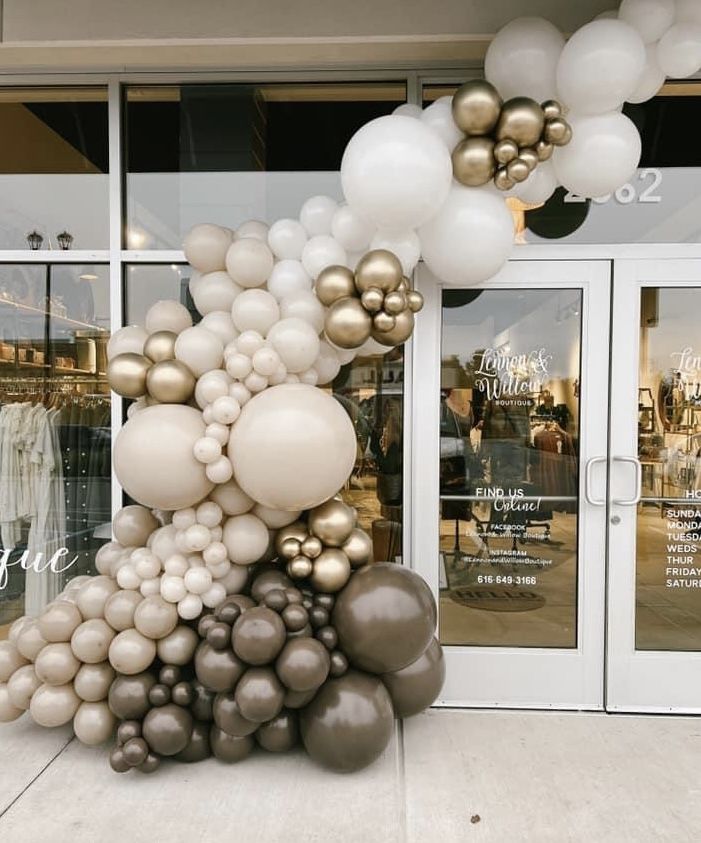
(354, 249, 403, 294)
(30, 683, 81, 727)
(342, 528, 374, 567)
(310, 549, 352, 592)
(301, 535, 323, 559)
(146, 360, 196, 404)
(371, 308, 415, 347)
(274, 522, 310, 557)
(496, 97, 545, 148)
(451, 137, 496, 187)
(76, 576, 119, 621)
(7, 664, 41, 710)
(0, 683, 24, 722)
(73, 701, 116, 746)
(37, 602, 83, 644)
(451, 79, 502, 135)
(16, 621, 48, 661)
(308, 498, 356, 547)
(35, 643, 81, 686)
(107, 353, 150, 399)
(143, 330, 177, 363)
(0, 640, 29, 681)
(73, 661, 115, 702)
(156, 626, 199, 666)
(108, 629, 157, 675)
(113, 505, 159, 548)
(315, 265, 356, 306)
(133, 596, 178, 640)
(104, 589, 144, 632)
(324, 297, 372, 349)
(70, 620, 116, 664)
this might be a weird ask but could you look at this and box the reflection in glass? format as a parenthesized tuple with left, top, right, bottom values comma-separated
(124, 264, 193, 325)
(439, 289, 582, 648)
(0, 265, 110, 634)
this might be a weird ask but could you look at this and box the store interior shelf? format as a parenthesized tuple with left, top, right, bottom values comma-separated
(0, 298, 108, 333)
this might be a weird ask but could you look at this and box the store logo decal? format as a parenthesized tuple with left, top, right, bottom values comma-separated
(0, 548, 79, 590)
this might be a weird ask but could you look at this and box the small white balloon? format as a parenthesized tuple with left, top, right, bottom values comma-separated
(266, 260, 313, 302)
(191, 271, 242, 316)
(370, 229, 421, 275)
(325, 340, 356, 365)
(117, 565, 141, 590)
(229, 382, 252, 405)
(627, 44, 666, 103)
(222, 513, 270, 566)
(164, 554, 189, 577)
(301, 235, 347, 280)
(202, 406, 215, 425)
(280, 290, 326, 333)
(208, 559, 232, 579)
(225, 238, 274, 288)
(177, 594, 203, 620)
(133, 551, 161, 580)
(267, 318, 320, 373)
(140, 578, 162, 598)
(172, 509, 196, 531)
(183, 224, 232, 274)
(236, 330, 266, 357)
(269, 364, 288, 386)
(235, 220, 269, 241)
(619, 0, 675, 44)
(150, 525, 180, 562)
(657, 23, 701, 78)
(331, 204, 375, 253)
(203, 541, 228, 565)
(513, 161, 558, 205)
(231, 288, 280, 335)
(197, 501, 223, 528)
(211, 396, 241, 425)
(193, 436, 222, 464)
(195, 370, 231, 409)
(145, 300, 193, 335)
(226, 352, 253, 380)
(251, 346, 281, 377)
(393, 103, 422, 118)
(268, 218, 308, 260)
(174, 326, 224, 377)
(218, 564, 250, 595)
(244, 371, 269, 393)
(300, 195, 339, 237)
(284, 374, 300, 384)
(206, 455, 234, 484)
(183, 567, 213, 595)
(199, 311, 239, 347)
(419, 96, 464, 152)
(205, 423, 231, 446)
(184, 524, 211, 552)
(299, 369, 319, 386)
(107, 326, 148, 361)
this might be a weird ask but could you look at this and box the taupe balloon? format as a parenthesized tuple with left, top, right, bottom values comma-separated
(381, 636, 445, 717)
(73, 701, 116, 746)
(354, 250, 403, 294)
(324, 297, 372, 350)
(342, 528, 373, 567)
(541, 99, 563, 120)
(300, 671, 394, 772)
(133, 596, 178, 641)
(496, 97, 545, 148)
(30, 683, 81, 727)
(16, 620, 48, 661)
(315, 265, 357, 306)
(108, 672, 157, 719)
(156, 625, 199, 666)
(370, 309, 414, 347)
(73, 661, 115, 702)
(451, 79, 502, 136)
(451, 136, 496, 187)
(6, 664, 41, 710)
(76, 576, 119, 621)
(308, 498, 355, 547)
(113, 505, 158, 547)
(494, 138, 519, 165)
(283, 687, 317, 709)
(251, 569, 294, 603)
(494, 168, 515, 191)
(213, 692, 258, 736)
(104, 590, 143, 632)
(256, 709, 299, 752)
(234, 667, 285, 723)
(108, 629, 157, 675)
(372, 311, 396, 333)
(311, 549, 351, 593)
(175, 721, 211, 763)
(519, 148, 539, 172)
(232, 607, 287, 665)
(0, 640, 29, 681)
(138, 752, 161, 774)
(34, 643, 80, 686)
(333, 562, 436, 674)
(281, 604, 308, 632)
(544, 117, 572, 146)
(191, 681, 216, 722)
(210, 726, 254, 763)
(506, 158, 530, 183)
(143, 330, 177, 363)
(123, 736, 149, 765)
(360, 287, 384, 314)
(37, 603, 82, 644)
(146, 359, 196, 404)
(406, 290, 424, 314)
(107, 353, 150, 399)
(70, 620, 116, 664)
(109, 746, 131, 773)
(330, 650, 349, 677)
(275, 638, 330, 692)
(536, 140, 554, 161)
(143, 703, 193, 756)
(194, 641, 245, 692)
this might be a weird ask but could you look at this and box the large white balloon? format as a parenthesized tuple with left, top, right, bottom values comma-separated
(341, 115, 452, 230)
(419, 96, 463, 152)
(266, 318, 320, 373)
(228, 384, 357, 511)
(619, 0, 675, 44)
(183, 224, 232, 274)
(485, 17, 565, 102)
(370, 229, 421, 276)
(267, 219, 308, 260)
(235, 220, 269, 241)
(657, 24, 701, 78)
(393, 103, 422, 118)
(556, 19, 646, 114)
(145, 300, 193, 335)
(114, 405, 214, 510)
(419, 185, 515, 286)
(301, 235, 347, 280)
(231, 289, 280, 336)
(627, 45, 666, 104)
(225, 238, 274, 288)
(552, 111, 642, 199)
(199, 311, 238, 347)
(266, 260, 313, 302)
(513, 161, 558, 205)
(331, 204, 375, 252)
(280, 290, 325, 334)
(190, 271, 242, 316)
(107, 326, 148, 360)
(300, 195, 339, 237)
(174, 326, 224, 377)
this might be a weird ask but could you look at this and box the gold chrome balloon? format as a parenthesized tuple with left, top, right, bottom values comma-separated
(536, 140, 554, 161)
(315, 265, 357, 306)
(373, 311, 396, 333)
(371, 308, 415, 346)
(451, 80, 502, 136)
(496, 97, 545, 148)
(300, 536, 323, 559)
(383, 290, 407, 316)
(544, 117, 572, 146)
(310, 549, 351, 593)
(355, 249, 403, 294)
(278, 537, 302, 561)
(506, 158, 530, 183)
(287, 556, 313, 579)
(143, 330, 177, 363)
(397, 278, 409, 292)
(541, 100, 563, 121)
(308, 498, 356, 547)
(324, 297, 372, 349)
(494, 138, 519, 165)
(494, 168, 515, 191)
(145, 360, 196, 404)
(342, 528, 373, 568)
(406, 290, 424, 313)
(360, 287, 385, 314)
(519, 148, 539, 172)
(108, 353, 150, 399)
(274, 522, 309, 557)
(451, 137, 496, 187)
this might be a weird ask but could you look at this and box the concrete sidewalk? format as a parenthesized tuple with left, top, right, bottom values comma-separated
(1, 709, 700, 843)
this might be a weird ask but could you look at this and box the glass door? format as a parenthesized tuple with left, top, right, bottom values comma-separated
(411, 261, 611, 709)
(608, 260, 701, 712)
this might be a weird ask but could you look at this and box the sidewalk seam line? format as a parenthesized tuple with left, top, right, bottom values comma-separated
(0, 736, 75, 822)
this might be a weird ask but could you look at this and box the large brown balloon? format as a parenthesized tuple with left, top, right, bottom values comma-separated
(108, 672, 157, 719)
(300, 671, 394, 772)
(451, 80, 502, 136)
(495, 97, 545, 148)
(283, 687, 317, 709)
(232, 607, 287, 665)
(143, 703, 193, 756)
(354, 250, 403, 294)
(276, 638, 330, 692)
(308, 498, 355, 547)
(234, 667, 285, 723)
(143, 330, 177, 363)
(251, 569, 294, 602)
(333, 563, 436, 674)
(146, 360, 196, 404)
(213, 692, 258, 736)
(315, 265, 357, 306)
(452, 137, 496, 187)
(210, 726, 255, 763)
(174, 721, 211, 763)
(381, 637, 445, 717)
(194, 641, 245, 692)
(107, 352, 150, 399)
(256, 709, 299, 752)
(370, 309, 414, 347)
(324, 297, 372, 350)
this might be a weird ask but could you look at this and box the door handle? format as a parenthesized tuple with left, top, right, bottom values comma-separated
(612, 456, 642, 506)
(584, 456, 607, 506)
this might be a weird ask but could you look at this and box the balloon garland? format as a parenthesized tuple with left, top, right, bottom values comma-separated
(1, 0, 700, 774)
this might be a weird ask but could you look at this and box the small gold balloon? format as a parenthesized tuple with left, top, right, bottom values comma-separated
(360, 287, 385, 314)
(274, 522, 309, 557)
(496, 97, 545, 148)
(541, 100, 563, 120)
(278, 537, 302, 561)
(315, 265, 357, 306)
(107, 353, 150, 399)
(506, 158, 530, 183)
(519, 148, 539, 172)
(494, 168, 515, 191)
(324, 297, 372, 350)
(310, 549, 351, 593)
(300, 536, 323, 560)
(373, 311, 396, 333)
(544, 117, 572, 146)
(383, 290, 407, 316)
(145, 359, 196, 404)
(452, 136, 496, 187)
(354, 249, 403, 294)
(341, 528, 373, 568)
(494, 138, 519, 165)
(451, 79, 502, 136)
(536, 140, 554, 162)
(371, 308, 415, 347)
(397, 278, 409, 292)
(406, 290, 424, 313)
(287, 556, 313, 579)
(308, 498, 356, 547)
(143, 330, 177, 363)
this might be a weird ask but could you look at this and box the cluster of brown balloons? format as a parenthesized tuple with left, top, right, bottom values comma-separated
(318, 249, 424, 351)
(107, 330, 196, 404)
(274, 497, 372, 593)
(451, 79, 573, 192)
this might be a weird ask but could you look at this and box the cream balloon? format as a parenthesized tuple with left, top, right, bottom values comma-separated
(30, 683, 81, 727)
(73, 701, 116, 745)
(106, 326, 148, 361)
(313, 341, 342, 385)
(70, 620, 116, 664)
(195, 370, 231, 410)
(209, 479, 255, 516)
(300, 195, 338, 237)
(267, 218, 308, 260)
(114, 405, 214, 510)
(75, 576, 119, 621)
(183, 224, 232, 273)
(231, 288, 280, 335)
(174, 326, 223, 377)
(0, 640, 28, 681)
(266, 260, 313, 302)
(370, 230, 421, 275)
(393, 103, 422, 118)
(419, 96, 463, 152)
(145, 300, 193, 335)
(265, 317, 320, 374)
(108, 629, 157, 675)
(73, 661, 115, 702)
(331, 204, 375, 252)
(0, 683, 23, 722)
(7, 665, 41, 710)
(252, 503, 301, 529)
(149, 524, 181, 563)
(235, 219, 269, 241)
(113, 505, 158, 548)
(301, 235, 347, 280)
(657, 24, 701, 78)
(225, 238, 274, 288)
(280, 290, 325, 334)
(200, 311, 238, 347)
(222, 513, 270, 565)
(619, 0, 675, 44)
(228, 384, 356, 511)
(191, 271, 242, 316)
(677, 0, 701, 24)
(156, 625, 199, 665)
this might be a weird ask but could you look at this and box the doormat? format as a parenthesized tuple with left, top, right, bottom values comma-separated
(447, 586, 546, 612)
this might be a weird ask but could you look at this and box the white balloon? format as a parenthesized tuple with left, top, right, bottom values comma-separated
(172, 509, 196, 530)
(205, 422, 231, 446)
(268, 364, 288, 386)
(193, 436, 223, 464)
(552, 111, 642, 198)
(231, 288, 280, 335)
(107, 326, 148, 360)
(251, 347, 281, 377)
(485, 16, 565, 102)
(235, 220, 269, 241)
(325, 340, 356, 365)
(205, 455, 234, 484)
(229, 382, 252, 405)
(177, 594, 203, 620)
(266, 317, 320, 373)
(619, 0, 675, 44)
(370, 229, 420, 275)
(677, 0, 701, 25)
(595, 10, 618, 19)
(393, 103, 422, 118)
(228, 384, 357, 511)
(266, 260, 313, 302)
(183, 224, 232, 274)
(225, 238, 274, 288)
(331, 204, 375, 252)
(197, 500, 223, 528)
(419, 184, 515, 286)
(150, 524, 180, 562)
(657, 24, 701, 78)
(211, 396, 241, 426)
(313, 341, 342, 385)
(300, 195, 339, 237)
(226, 352, 253, 380)
(627, 44, 666, 103)
(236, 330, 266, 357)
(357, 336, 390, 357)
(341, 115, 452, 230)
(267, 219, 308, 260)
(513, 161, 558, 205)
(145, 300, 193, 335)
(199, 311, 238, 347)
(184, 566, 213, 595)
(301, 235, 347, 280)
(280, 290, 326, 333)
(191, 271, 242, 316)
(222, 513, 270, 565)
(174, 326, 224, 377)
(419, 96, 463, 152)
(556, 20, 646, 114)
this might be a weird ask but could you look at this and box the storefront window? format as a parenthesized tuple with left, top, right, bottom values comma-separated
(0, 87, 109, 250)
(124, 264, 192, 324)
(0, 264, 110, 634)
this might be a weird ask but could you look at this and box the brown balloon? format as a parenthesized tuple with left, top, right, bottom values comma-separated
(370, 308, 414, 347)
(315, 265, 357, 306)
(143, 330, 177, 363)
(324, 297, 372, 350)
(146, 360, 196, 404)
(451, 136, 496, 187)
(287, 556, 313, 579)
(451, 79, 502, 136)
(194, 641, 245, 692)
(108, 672, 157, 719)
(256, 709, 299, 752)
(142, 703, 193, 756)
(210, 726, 255, 763)
(232, 607, 287, 665)
(250, 569, 294, 603)
(495, 97, 545, 148)
(174, 721, 211, 763)
(275, 638, 330, 692)
(381, 636, 445, 717)
(494, 138, 519, 165)
(234, 667, 285, 723)
(107, 353, 150, 399)
(283, 687, 317, 709)
(213, 692, 258, 736)
(354, 250, 403, 294)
